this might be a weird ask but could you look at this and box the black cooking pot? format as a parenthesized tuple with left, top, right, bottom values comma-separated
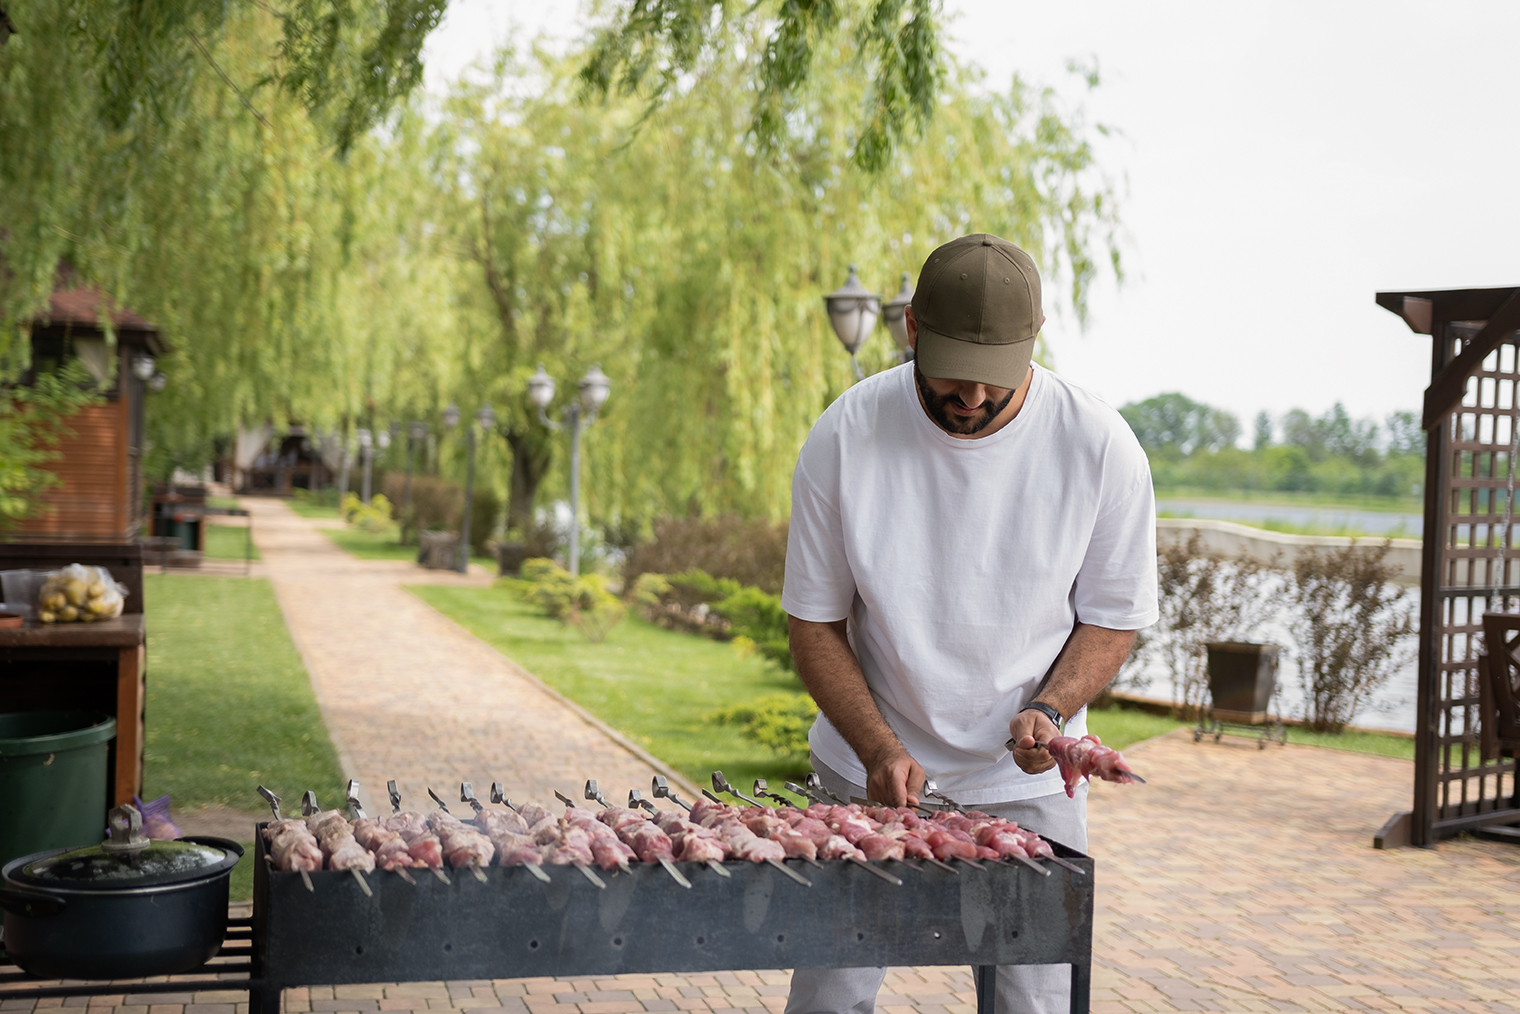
(0, 805, 242, 979)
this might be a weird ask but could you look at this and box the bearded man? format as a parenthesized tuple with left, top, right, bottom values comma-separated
(781, 234, 1158, 1014)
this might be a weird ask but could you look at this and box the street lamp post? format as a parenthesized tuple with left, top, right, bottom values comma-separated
(402, 421, 426, 543)
(823, 265, 882, 380)
(881, 272, 916, 363)
(528, 364, 611, 576)
(357, 428, 373, 504)
(444, 403, 496, 574)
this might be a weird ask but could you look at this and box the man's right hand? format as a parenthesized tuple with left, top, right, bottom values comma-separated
(865, 748, 926, 808)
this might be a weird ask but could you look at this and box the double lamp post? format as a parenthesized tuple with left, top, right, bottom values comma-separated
(527, 364, 611, 577)
(823, 266, 916, 376)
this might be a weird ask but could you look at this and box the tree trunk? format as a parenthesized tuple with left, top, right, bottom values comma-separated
(505, 426, 552, 534)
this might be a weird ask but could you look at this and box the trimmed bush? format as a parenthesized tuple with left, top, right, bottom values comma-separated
(519, 557, 626, 643)
(622, 515, 788, 594)
(705, 693, 817, 761)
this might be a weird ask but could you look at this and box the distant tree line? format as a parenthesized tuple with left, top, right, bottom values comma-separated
(1119, 393, 1425, 501)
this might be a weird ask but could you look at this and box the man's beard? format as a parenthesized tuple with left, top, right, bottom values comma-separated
(914, 363, 1016, 436)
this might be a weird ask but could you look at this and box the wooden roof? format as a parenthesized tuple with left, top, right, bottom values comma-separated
(1378, 285, 1520, 428)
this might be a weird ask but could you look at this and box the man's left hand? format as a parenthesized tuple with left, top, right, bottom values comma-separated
(1008, 709, 1061, 774)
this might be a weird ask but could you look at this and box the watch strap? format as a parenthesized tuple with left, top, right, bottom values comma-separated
(1020, 701, 1065, 731)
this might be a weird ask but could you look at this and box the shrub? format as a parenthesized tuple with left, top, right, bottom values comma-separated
(380, 473, 500, 553)
(631, 568, 794, 672)
(622, 515, 788, 594)
(340, 492, 393, 533)
(705, 693, 817, 760)
(1127, 531, 1278, 717)
(1286, 541, 1415, 732)
(519, 557, 625, 643)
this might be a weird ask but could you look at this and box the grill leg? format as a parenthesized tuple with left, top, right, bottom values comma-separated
(973, 965, 997, 1014)
(1070, 961, 1090, 1014)
(249, 983, 282, 1014)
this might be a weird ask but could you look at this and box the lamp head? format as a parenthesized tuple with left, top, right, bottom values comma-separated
(578, 364, 611, 414)
(823, 265, 881, 355)
(410, 421, 427, 440)
(357, 427, 372, 449)
(131, 354, 156, 382)
(377, 429, 391, 450)
(442, 404, 461, 429)
(147, 372, 167, 393)
(477, 404, 497, 431)
(881, 272, 915, 352)
(527, 365, 556, 410)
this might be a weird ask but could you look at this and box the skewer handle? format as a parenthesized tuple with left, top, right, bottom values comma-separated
(426, 787, 450, 812)
(301, 790, 318, 816)
(256, 785, 282, 820)
(461, 783, 484, 813)
(346, 780, 366, 820)
(554, 789, 577, 808)
(490, 782, 507, 805)
(584, 780, 611, 808)
(700, 788, 724, 804)
(387, 780, 401, 813)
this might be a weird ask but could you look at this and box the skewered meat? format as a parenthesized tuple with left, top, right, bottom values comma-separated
(597, 808, 678, 862)
(563, 808, 637, 870)
(427, 809, 496, 869)
(308, 811, 375, 873)
(1045, 734, 1142, 797)
(353, 817, 422, 871)
(264, 819, 322, 872)
(382, 811, 446, 869)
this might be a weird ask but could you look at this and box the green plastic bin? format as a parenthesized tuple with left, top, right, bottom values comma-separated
(0, 711, 117, 867)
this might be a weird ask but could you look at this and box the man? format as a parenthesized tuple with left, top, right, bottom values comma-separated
(781, 234, 1157, 1014)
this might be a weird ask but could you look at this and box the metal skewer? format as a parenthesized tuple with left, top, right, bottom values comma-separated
(652, 775, 692, 811)
(258, 786, 316, 892)
(785, 780, 832, 806)
(340, 781, 376, 896)
(584, 780, 610, 808)
(646, 785, 728, 878)
(753, 779, 800, 807)
(628, 788, 656, 813)
(766, 856, 813, 886)
(386, 784, 443, 881)
(1007, 738, 1148, 785)
(304, 790, 371, 895)
(480, 784, 551, 884)
(806, 772, 849, 805)
(348, 781, 405, 887)
(712, 771, 764, 807)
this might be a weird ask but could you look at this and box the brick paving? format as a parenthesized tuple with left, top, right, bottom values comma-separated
(8, 501, 1520, 1012)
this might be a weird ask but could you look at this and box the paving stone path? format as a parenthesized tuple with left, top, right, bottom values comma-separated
(7, 502, 1520, 1013)
(237, 497, 692, 814)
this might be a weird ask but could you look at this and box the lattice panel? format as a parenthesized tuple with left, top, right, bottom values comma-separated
(1433, 331, 1520, 831)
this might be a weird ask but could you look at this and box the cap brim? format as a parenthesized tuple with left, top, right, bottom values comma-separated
(915, 327, 1035, 390)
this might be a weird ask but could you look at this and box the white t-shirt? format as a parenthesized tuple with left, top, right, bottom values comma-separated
(781, 362, 1158, 803)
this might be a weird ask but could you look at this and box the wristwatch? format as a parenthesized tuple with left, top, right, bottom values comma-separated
(1020, 701, 1065, 732)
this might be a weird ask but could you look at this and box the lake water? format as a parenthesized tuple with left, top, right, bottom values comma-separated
(1157, 498, 1424, 537)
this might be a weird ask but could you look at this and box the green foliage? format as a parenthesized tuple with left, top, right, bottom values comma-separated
(622, 515, 790, 594)
(634, 568, 794, 671)
(0, 361, 99, 530)
(1286, 541, 1415, 733)
(340, 491, 392, 532)
(520, 557, 626, 642)
(705, 692, 817, 760)
(1120, 392, 1241, 458)
(580, 0, 944, 173)
(1122, 395, 1426, 502)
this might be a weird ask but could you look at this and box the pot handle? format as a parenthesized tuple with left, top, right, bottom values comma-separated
(0, 887, 67, 919)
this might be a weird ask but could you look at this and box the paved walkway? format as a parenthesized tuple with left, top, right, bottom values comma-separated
(8, 502, 1520, 1013)
(239, 497, 694, 815)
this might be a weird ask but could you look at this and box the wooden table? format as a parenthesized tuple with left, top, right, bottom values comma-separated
(0, 615, 146, 806)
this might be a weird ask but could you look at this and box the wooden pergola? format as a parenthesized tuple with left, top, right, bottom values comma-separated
(1378, 285, 1520, 846)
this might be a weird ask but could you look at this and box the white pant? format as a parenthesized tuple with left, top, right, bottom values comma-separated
(784, 756, 1089, 1014)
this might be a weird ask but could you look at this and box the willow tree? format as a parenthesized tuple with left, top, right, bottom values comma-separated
(438, 32, 1118, 534)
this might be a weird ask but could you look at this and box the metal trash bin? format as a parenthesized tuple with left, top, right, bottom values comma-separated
(1197, 642, 1286, 748)
(0, 712, 117, 867)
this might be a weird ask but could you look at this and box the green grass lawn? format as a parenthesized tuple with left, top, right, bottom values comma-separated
(204, 522, 260, 561)
(287, 500, 341, 519)
(410, 583, 809, 798)
(1285, 726, 1414, 760)
(143, 574, 345, 900)
(1085, 705, 1189, 749)
(1153, 488, 1421, 515)
(324, 521, 493, 568)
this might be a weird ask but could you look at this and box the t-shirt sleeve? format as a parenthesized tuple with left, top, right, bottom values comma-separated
(1072, 446, 1159, 630)
(781, 452, 857, 623)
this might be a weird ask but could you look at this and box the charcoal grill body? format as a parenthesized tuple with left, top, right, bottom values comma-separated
(251, 827, 1093, 1014)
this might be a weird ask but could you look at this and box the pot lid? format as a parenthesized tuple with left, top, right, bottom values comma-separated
(11, 805, 240, 890)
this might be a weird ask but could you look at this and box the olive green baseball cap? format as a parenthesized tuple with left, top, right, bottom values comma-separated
(911, 234, 1042, 390)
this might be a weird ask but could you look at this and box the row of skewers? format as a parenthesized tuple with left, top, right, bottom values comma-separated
(257, 770, 1089, 897)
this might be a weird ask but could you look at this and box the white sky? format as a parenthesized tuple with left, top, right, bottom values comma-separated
(422, 1, 1520, 433)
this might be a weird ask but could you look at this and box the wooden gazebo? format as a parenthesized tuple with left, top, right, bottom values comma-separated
(1377, 285, 1520, 846)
